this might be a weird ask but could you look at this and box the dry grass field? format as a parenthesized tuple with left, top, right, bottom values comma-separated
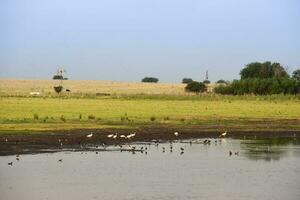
(0, 79, 188, 96)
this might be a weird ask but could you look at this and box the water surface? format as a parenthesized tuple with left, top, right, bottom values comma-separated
(1, 138, 300, 200)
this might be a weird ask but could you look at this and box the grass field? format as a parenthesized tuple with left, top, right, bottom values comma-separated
(1, 95, 300, 133)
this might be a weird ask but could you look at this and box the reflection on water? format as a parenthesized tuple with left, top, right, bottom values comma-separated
(241, 137, 300, 162)
(1, 138, 300, 200)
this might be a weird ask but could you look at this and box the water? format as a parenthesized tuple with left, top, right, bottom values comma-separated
(1, 138, 300, 200)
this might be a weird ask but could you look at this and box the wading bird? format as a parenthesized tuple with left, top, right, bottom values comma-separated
(219, 131, 227, 137)
(87, 133, 93, 138)
(107, 134, 114, 138)
(174, 132, 179, 137)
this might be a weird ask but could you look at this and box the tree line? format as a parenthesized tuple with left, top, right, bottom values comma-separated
(215, 62, 300, 95)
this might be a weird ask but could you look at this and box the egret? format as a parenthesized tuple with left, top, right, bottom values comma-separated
(174, 132, 179, 137)
(113, 134, 118, 139)
(87, 133, 93, 138)
(120, 135, 126, 138)
(107, 134, 114, 138)
(219, 131, 227, 137)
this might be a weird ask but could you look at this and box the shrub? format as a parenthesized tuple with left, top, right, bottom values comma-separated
(150, 116, 156, 121)
(215, 78, 299, 95)
(163, 116, 170, 121)
(182, 78, 193, 84)
(142, 77, 159, 83)
(88, 114, 95, 120)
(33, 113, 39, 120)
(54, 86, 63, 94)
(60, 115, 66, 122)
(185, 81, 206, 93)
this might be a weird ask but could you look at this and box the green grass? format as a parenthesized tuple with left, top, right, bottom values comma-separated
(0, 96, 300, 133)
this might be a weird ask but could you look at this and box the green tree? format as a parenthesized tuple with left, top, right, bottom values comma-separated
(142, 77, 159, 83)
(292, 69, 300, 82)
(185, 81, 206, 93)
(240, 61, 289, 79)
(182, 78, 193, 84)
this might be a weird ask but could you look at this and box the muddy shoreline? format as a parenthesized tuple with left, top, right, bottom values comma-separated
(1, 126, 299, 156)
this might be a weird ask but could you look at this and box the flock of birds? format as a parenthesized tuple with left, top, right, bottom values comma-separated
(7, 130, 236, 166)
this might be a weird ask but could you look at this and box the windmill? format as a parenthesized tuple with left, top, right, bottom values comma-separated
(53, 67, 67, 94)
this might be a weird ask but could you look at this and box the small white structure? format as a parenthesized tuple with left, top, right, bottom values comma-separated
(29, 92, 40, 96)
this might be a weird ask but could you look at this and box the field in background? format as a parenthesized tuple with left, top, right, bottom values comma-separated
(0, 79, 188, 96)
(1, 79, 299, 133)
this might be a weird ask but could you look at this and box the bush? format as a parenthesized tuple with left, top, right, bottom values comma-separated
(60, 115, 66, 122)
(215, 78, 299, 95)
(150, 116, 156, 121)
(33, 113, 39, 120)
(182, 78, 193, 84)
(142, 77, 159, 83)
(88, 114, 96, 120)
(185, 81, 206, 93)
(54, 86, 63, 94)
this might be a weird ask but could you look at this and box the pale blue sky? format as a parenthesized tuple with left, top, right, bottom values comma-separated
(0, 0, 299, 82)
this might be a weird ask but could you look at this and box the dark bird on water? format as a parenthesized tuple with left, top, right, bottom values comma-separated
(229, 151, 232, 156)
(8, 162, 13, 166)
(58, 159, 62, 162)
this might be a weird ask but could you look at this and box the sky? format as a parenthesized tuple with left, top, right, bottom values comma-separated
(0, 0, 299, 82)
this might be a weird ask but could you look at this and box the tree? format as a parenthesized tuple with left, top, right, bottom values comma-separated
(54, 86, 63, 94)
(292, 69, 300, 82)
(185, 81, 206, 93)
(216, 79, 227, 84)
(240, 61, 289, 79)
(142, 77, 159, 83)
(203, 80, 211, 84)
(182, 78, 193, 84)
(53, 75, 64, 80)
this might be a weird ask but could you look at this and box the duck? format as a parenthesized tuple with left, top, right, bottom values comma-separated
(8, 162, 13, 166)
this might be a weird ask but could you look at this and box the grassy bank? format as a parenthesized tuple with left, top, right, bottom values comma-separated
(0, 95, 299, 133)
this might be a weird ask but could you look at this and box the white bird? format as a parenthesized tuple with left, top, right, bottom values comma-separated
(120, 135, 126, 138)
(126, 133, 136, 139)
(219, 131, 227, 137)
(87, 133, 93, 138)
(107, 134, 114, 138)
(174, 132, 179, 137)
(113, 134, 118, 139)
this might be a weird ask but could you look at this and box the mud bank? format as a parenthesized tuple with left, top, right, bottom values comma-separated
(0, 126, 299, 156)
